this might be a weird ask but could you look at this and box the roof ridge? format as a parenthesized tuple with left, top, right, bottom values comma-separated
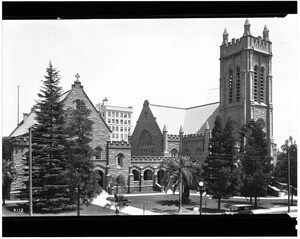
(149, 104, 186, 110)
(186, 102, 219, 110)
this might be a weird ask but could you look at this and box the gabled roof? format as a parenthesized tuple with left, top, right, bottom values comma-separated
(149, 102, 219, 135)
(8, 82, 111, 138)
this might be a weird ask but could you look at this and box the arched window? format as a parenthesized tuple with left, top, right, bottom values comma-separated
(144, 169, 153, 180)
(260, 67, 265, 103)
(253, 65, 258, 102)
(133, 169, 140, 181)
(171, 148, 178, 157)
(139, 130, 153, 155)
(94, 146, 102, 160)
(228, 69, 233, 104)
(74, 99, 81, 109)
(116, 153, 124, 168)
(236, 66, 241, 102)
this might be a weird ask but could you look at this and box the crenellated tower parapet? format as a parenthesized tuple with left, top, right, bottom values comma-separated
(167, 134, 180, 140)
(107, 140, 131, 149)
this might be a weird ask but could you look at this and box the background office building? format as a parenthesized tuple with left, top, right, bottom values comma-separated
(96, 97, 133, 142)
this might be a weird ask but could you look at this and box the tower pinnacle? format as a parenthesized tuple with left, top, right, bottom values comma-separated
(222, 28, 229, 44)
(243, 19, 251, 36)
(263, 24, 270, 41)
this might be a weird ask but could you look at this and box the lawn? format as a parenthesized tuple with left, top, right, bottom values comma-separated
(126, 193, 297, 215)
(2, 203, 126, 216)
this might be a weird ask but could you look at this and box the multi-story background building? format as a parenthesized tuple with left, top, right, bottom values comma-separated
(96, 98, 133, 142)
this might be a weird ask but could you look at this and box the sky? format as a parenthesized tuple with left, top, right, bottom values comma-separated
(2, 15, 298, 149)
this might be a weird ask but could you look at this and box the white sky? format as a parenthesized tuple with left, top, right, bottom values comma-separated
(2, 16, 298, 148)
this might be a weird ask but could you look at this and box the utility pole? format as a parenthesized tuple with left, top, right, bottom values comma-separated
(29, 128, 33, 216)
(287, 147, 291, 213)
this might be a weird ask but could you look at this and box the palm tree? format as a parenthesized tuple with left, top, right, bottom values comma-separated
(160, 156, 200, 213)
(105, 193, 131, 214)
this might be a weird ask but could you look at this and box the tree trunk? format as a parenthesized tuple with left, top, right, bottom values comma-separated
(218, 197, 221, 210)
(250, 196, 252, 204)
(2, 186, 6, 206)
(77, 186, 80, 216)
(254, 196, 257, 207)
(178, 173, 183, 213)
(183, 184, 190, 204)
(116, 185, 119, 194)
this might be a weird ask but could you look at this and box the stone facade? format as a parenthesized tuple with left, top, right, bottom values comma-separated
(219, 19, 274, 156)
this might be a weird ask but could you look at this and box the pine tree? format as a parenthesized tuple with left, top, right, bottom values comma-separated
(203, 116, 241, 210)
(273, 136, 297, 204)
(240, 120, 272, 207)
(63, 99, 101, 216)
(24, 62, 72, 212)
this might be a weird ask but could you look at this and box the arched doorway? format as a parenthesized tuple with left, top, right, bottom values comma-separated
(157, 169, 165, 185)
(97, 170, 104, 188)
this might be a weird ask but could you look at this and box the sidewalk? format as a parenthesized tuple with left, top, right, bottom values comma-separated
(92, 191, 161, 215)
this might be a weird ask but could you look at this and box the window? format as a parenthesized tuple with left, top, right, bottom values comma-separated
(124, 113, 127, 118)
(124, 134, 127, 140)
(94, 146, 102, 160)
(120, 127, 123, 132)
(116, 126, 119, 131)
(116, 133, 119, 139)
(112, 119, 115, 124)
(124, 120, 127, 124)
(260, 67, 265, 103)
(112, 111, 115, 117)
(74, 99, 81, 109)
(236, 67, 241, 102)
(117, 153, 124, 168)
(128, 120, 131, 125)
(228, 69, 233, 104)
(139, 130, 153, 155)
(112, 126, 115, 131)
(124, 127, 127, 132)
(120, 113, 123, 117)
(116, 119, 119, 124)
(128, 114, 131, 118)
(121, 120, 123, 124)
(120, 134, 123, 140)
(112, 133, 115, 138)
(144, 169, 153, 180)
(108, 118, 111, 123)
(254, 65, 258, 102)
(132, 170, 140, 181)
(108, 111, 111, 117)
(116, 112, 119, 117)
(171, 148, 178, 157)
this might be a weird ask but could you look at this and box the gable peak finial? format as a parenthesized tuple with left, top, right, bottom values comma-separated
(179, 126, 184, 134)
(75, 73, 80, 82)
(163, 124, 168, 132)
(205, 121, 210, 130)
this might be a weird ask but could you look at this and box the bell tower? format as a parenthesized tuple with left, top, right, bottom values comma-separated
(219, 19, 274, 157)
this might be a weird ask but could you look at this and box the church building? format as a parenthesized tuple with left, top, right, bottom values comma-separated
(5, 19, 274, 197)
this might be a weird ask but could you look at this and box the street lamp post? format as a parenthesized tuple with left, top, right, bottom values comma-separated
(198, 181, 205, 215)
(287, 147, 291, 213)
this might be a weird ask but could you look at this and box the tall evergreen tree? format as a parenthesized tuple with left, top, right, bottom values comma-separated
(63, 100, 101, 216)
(203, 116, 242, 210)
(24, 62, 72, 212)
(240, 120, 273, 207)
(273, 136, 297, 204)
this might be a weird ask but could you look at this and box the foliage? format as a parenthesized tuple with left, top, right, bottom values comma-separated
(202, 116, 242, 210)
(239, 120, 272, 206)
(2, 160, 17, 204)
(107, 175, 127, 194)
(20, 62, 72, 212)
(105, 193, 131, 214)
(160, 155, 201, 210)
(63, 100, 101, 211)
